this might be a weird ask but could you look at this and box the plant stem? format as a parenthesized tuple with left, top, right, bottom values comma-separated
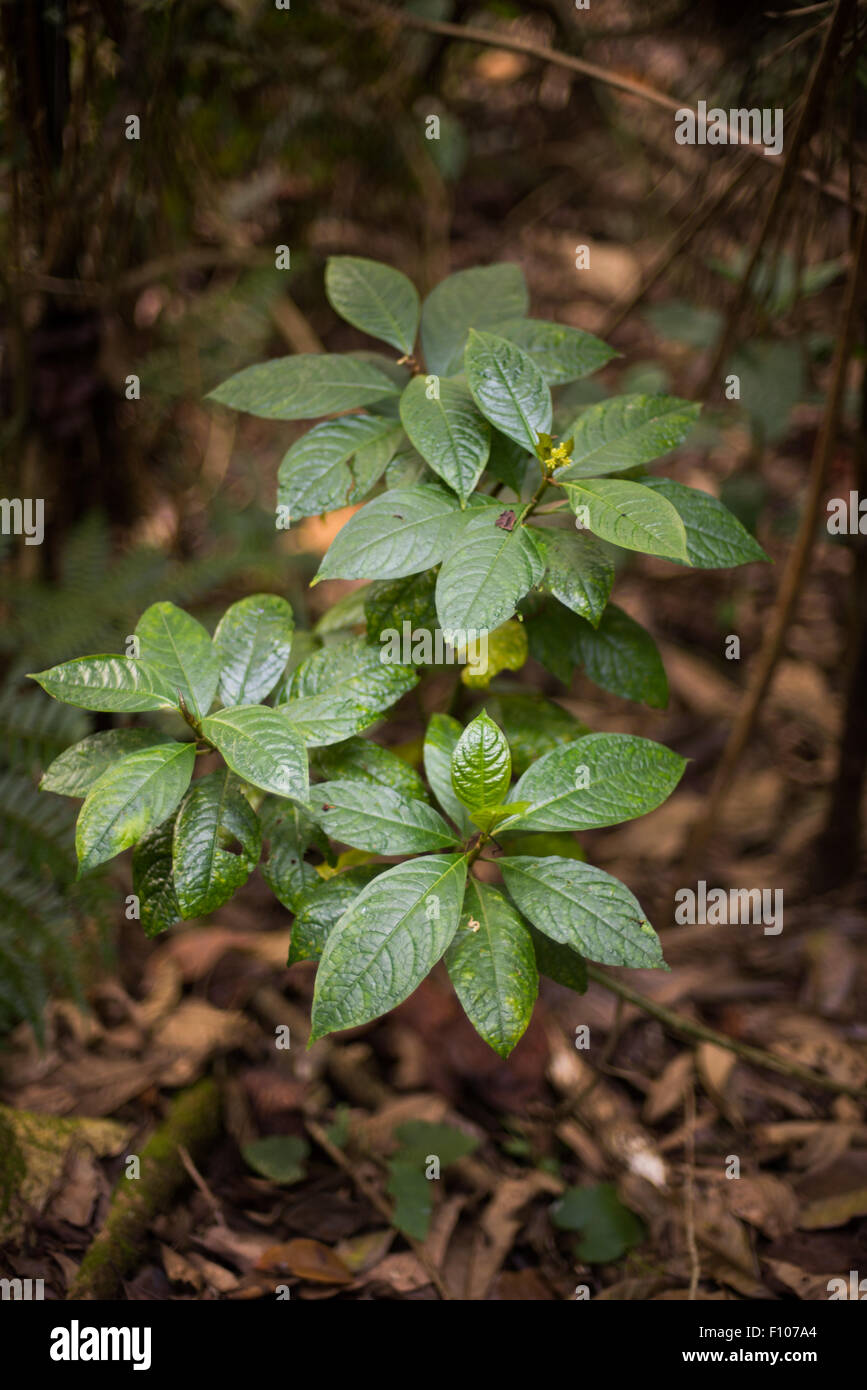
(585, 964, 866, 1099)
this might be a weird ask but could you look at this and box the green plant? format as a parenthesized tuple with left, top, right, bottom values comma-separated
(30, 258, 768, 1056)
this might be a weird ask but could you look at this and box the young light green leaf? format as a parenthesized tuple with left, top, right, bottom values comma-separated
(260, 797, 328, 913)
(572, 604, 668, 708)
(423, 713, 474, 836)
(495, 319, 617, 385)
(313, 780, 458, 854)
(41, 728, 171, 798)
(399, 375, 490, 502)
(530, 526, 614, 627)
(310, 854, 467, 1040)
(132, 817, 182, 938)
(450, 711, 511, 813)
(76, 742, 196, 875)
(508, 733, 686, 832)
(420, 263, 529, 376)
(499, 855, 664, 969)
(29, 657, 178, 713)
(214, 594, 295, 706)
(325, 255, 420, 354)
(445, 878, 538, 1058)
(135, 601, 221, 719)
(464, 330, 552, 450)
(200, 706, 309, 802)
(288, 866, 382, 966)
(173, 769, 261, 919)
(278, 638, 418, 745)
(436, 511, 544, 635)
(555, 394, 700, 479)
(315, 484, 461, 582)
(563, 478, 689, 562)
(477, 693, 589, 776)
(469, 801, 531, 834)
(277, 415, 402, 518)
(207, 354, 399, 419)
(314, 736, 427, 802)
(638, 476, 769, 568)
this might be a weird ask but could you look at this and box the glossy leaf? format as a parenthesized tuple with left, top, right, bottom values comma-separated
(314, 484, 461, 582)
(260, 797, 327, 912)
(465, 329, 552, 450)
(76, 742, 196, 875)
(132, 817, 182, 938)
(477, 693, 589, 776)
(423, 713, 474, 836)
(530, 526, 614, 627)
(399, 375, 490, 501)
(277, 415, 401, 519)
(563, 478, 689, 562)
(41, 728, 171, 798)
(496, 319, 617, 385)
(29, 657, 178, 713)
(508, 733, 686, 832)
(450, 711, 511, 813)
(279, 638, 418, 745)
(421, 263, 529, 376)
(639, 476, 769, 568)
(445, 878, 538, 1058)
(200, 706, 309, 802)
(135, 601, 221, 720)
(325, 255, 420, 353)
(207, 354, 399, 419)
(288, 866, 382, 966)
(364, 570, 438, 646)
(572, 604, 668, 708)
(314, 736, 427, 802)
(313, 780, 458, 854)
(173, 769, 261, 919)
(555, 394, 700, 479)
(436, 511, 544, 635)
(214, 594, 295, 706)
(310, 855, 468, 1040)
(499, 855, 664, 968)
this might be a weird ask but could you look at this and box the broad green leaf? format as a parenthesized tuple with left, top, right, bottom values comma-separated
(563, 478, 689, 562)
(200, 706, 309, 802)
(207, 354, 399, 419)
(508, 733, 686, 832)
(450, 711, 511, 812)
(526, 599, 577, 684)
(530, 526, 614, 627)
(242, 1136, 309, 1186)
(314, 484, 461, 582)
(496, 831, 586, 861)
(529, 926, 588, 993)
(310, 854, 468, 1040)
(313, 780, 458, 853)
(460, 619, 527, 690)
(555, 394, 700, 479)
(465, 330, 552, 450)
(638, 476, 769, 568)
(478, 693, 589, 776)
(41, 728, 171, 798)
(499, 856, 664, 968)
(325, 255, 420, 354)
(399, 375, 490, 502)
(314, 585, 369, 635)
(495, 319, 617, 385)
(385, 442, 429, 488)
(421, 263, 529, 376)
(29, 657, 178, 713)
(486, 431, 534, 494)
(314, 736, 427, 802)
(279, 638, 418, 745)
(445, 879, 537, 1058)
(364, 569, 438, 645)
(572, 604, 668, 708)
(76, 742, 196, 874)
(277, 415, 401, 519)
(135, 601, 221, 720)
(214, 594, 295, 706)
(436, 512, 544, 635)
(423, 713, 473, 836)
(288, 866, 382, 965)
(260, 798, 328, 913)
(173, 769, 261, 919)
(552, 1184, 645, 1263)
(132, 817, 182, 938)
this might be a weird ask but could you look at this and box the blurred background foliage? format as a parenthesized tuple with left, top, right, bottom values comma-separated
(1, 0, 864, 1035)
